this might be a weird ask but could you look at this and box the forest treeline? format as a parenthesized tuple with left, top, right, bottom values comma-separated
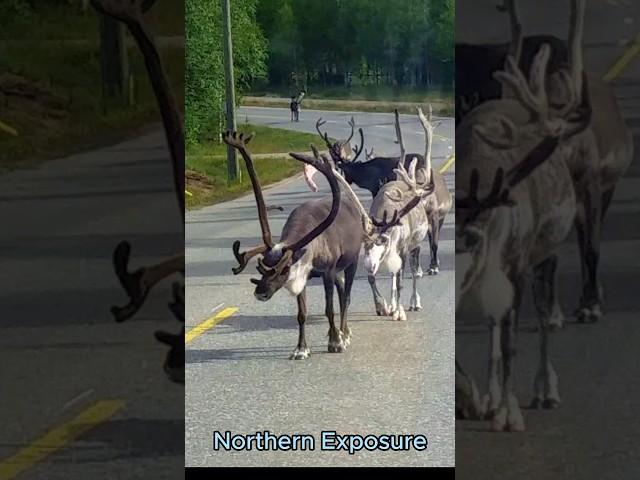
(186, 0, 454, 145)
(256, 0, 454, 90)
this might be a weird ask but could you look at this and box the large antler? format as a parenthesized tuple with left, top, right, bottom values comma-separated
(456, 168, 513, 212)
(373, 158, 434, 233)
(417, 104, 436, 184)
(494, 43, 591, 139)
(552, 0, 585, 118)
(331, 163, 375, 237)
(285, 145, 342, 252)
(91, 0, 184, 219)
(343, 116, 356, 146)
(497, 0, 523, 67)
(315, 118, 333, 149)
(223, 131, 275, 274)
(494, 45, 550, 120)
(351, 128, 365, 162)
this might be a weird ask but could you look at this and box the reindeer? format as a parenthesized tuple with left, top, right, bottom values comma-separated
(334, 159, 434, 320)
(315, 114, 426, 197)
(456, 41, 593, 431)
(223, 131, 363, 359)
(457, 0, 634, 326)
(92, 0, 185, 383)
(415, 105, 453, 276)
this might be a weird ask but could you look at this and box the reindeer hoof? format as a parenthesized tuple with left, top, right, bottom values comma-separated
(392, 306, 407, 322)
(415, 266, 424, 278)
(491, 396, 525, 432)
(427, 267, 439, 275)
(328, 334, 347, 352)
(575, 304, 602, 323)
(289, 348, 310, 360)
(533, 398, 561, 409)
(341, 329, 352, 347)
(376, 301, 392, 316)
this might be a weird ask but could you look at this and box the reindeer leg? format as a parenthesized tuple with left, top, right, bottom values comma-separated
(491, 275, 524, 432)
(456, 360, 483, 419)
(427, 215, 441, 275)
(339, 263, 357, 347)
(290, 288, 310, 360)
(392, 268, 406, 321)
(325, 272, 345, 353)
(368, 274, 390, 316)
(409, 255, 422, 311)
(484, 313, 503, 420)
(335, 273, 349, 348)
(531, 255, 561, 409)
(411, 247, 423, 278)
(574, 182, 603, 323)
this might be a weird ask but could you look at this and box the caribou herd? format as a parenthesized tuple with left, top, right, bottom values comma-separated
(224, 105, 451, 358)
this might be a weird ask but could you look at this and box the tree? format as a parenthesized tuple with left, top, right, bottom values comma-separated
(185, 0, 266, 145)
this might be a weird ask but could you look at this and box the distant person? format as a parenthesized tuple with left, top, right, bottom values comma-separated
(289, 89, 306, 122)
(290, 96, 299, 122)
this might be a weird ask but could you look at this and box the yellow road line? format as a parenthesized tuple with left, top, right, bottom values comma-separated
(604, 31, 640, 83)
(438, 154, 455, 174)
(185, 307, 239, 344)
(0, 400, 124, 480)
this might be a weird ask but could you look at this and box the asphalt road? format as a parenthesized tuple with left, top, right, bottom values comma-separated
(0, 127, 184, 479)
(185, 109, 456, 466)
(456, 1, 640, 478)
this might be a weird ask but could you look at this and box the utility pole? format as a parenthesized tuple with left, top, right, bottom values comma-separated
(221, 0, 240, 183)
(99, 15, 128, 103)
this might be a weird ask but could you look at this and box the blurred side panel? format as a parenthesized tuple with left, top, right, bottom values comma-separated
(0, 1, 184, 479)
(456, 0, 640, 478)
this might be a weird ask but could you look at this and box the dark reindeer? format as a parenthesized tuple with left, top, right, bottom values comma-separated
(92, 0, 185, 383)
(223, 131, 363, 359)
(315, 114, 426, 198)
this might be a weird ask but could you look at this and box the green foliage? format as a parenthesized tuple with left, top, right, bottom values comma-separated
(185, 0, 267, 146)
(255, 0, 454, 89)
(0, 0, 32, 28)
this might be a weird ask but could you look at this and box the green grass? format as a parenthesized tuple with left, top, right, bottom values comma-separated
(0, 4, 184, 170)
(186, 124, 327, 209)
(0, 43, 184, 169)
(186, 155, 301, 209)
(242, 96, 455, 117)
(188, 124, 324, 157)
(249, 84, 453, 103)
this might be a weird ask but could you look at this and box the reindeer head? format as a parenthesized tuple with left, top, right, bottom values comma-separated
(223, 132, 341, 301)
(315, 117, 365, 169)
(331, 158, 433, 276)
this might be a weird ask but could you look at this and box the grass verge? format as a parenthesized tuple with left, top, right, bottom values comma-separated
(242, 96, 454, 117)
(0, 4, 184, 171)
(186, 124, 328, 210)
